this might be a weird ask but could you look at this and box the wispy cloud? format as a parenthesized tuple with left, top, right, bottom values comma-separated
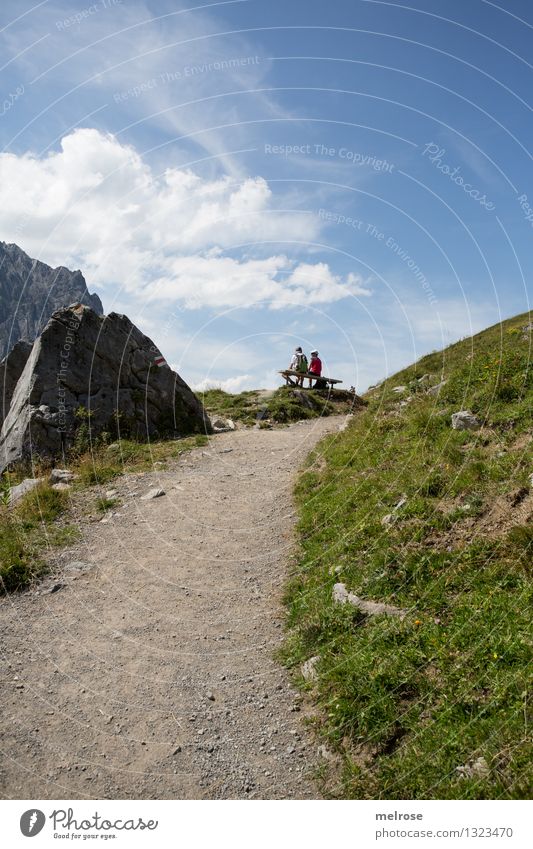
(2, 0, 291, 176)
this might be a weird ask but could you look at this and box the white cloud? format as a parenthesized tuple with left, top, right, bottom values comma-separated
(193, 374, 255, 393)
(0, 128, 370, 310)
(150, 254, 369, 309)
(284, 264, 371, 302)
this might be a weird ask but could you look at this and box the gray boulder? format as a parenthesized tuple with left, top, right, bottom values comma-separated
(9, 477, 43, 505)
(451, 410, 480, 431)
(211, 417, 236, 432)
(301, 656, 320, 682)
(381, 513, 396, 526)
(50, 468, 76, 484)
(456, 756, 490, 779)
(427, 379, 447, 396)
(381, 497, 407, 525)
(0, 340, 33, 428)
(0, 305, 210, 471)
(332, 582, 406, 618)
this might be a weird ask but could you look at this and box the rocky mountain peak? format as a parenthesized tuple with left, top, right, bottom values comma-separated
(0, 241, 103, 359)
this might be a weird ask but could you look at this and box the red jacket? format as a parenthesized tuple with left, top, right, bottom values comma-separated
(309, 356, 322, 375)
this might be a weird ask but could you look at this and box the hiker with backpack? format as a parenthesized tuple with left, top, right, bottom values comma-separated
(289, 346, 308, 386)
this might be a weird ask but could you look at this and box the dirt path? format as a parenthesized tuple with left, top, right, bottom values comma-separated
(0, 416, 342, 800)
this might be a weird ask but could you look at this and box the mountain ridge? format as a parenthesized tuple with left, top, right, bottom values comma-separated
(0, 241, 102, 359)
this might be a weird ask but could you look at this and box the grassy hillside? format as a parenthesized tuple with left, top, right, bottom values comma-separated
(283, 312, 532, 799)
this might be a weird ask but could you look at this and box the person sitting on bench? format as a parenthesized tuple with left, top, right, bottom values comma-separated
(308, 349, 323, 387)
(289, 346, 308, 386)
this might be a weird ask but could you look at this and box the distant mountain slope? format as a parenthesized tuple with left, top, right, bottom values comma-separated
(0, 241, 103, 359)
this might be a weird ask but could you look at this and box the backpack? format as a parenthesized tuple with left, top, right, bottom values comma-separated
(298, 353, 308, 373)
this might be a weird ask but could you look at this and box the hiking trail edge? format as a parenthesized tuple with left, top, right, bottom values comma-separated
(0, 415, 343, 799)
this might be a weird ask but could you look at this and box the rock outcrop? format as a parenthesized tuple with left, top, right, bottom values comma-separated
(451, 410, 481, 431)
(332, 582, 407, 618)
(0, 339, 33, 427)
(0, 241, 102, 359)
(0, 304, 210, 471)
(8, 477, 43, 505)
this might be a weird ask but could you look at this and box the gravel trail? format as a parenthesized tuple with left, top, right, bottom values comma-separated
(0, 416, 342, 799)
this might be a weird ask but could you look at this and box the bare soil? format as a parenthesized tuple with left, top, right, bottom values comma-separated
(0, 416, 342, 800)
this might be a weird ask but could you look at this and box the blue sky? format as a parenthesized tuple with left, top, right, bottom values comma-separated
(0, 0, 531, 391)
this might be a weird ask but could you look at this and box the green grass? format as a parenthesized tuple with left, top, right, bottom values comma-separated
(283, 311, 532, 799)
(0, 483, 80, 593)
(0, 433, 209, 592)
(201, 388, 264, 425)
(201, 385, 358, 425)
(96, 496, 118, 513)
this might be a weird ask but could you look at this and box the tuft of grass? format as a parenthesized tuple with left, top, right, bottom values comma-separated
(505, 525, 533, 566)
(0, 483, 74, 593)
(201, 388, 262, 425)
(76, 461, 118, 487)
(96, 497, 117, 513)
(284, 310, 533, 799)
(15, 483, 68, 528)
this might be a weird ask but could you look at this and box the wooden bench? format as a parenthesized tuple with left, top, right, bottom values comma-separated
(279, 370, 343, 389)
